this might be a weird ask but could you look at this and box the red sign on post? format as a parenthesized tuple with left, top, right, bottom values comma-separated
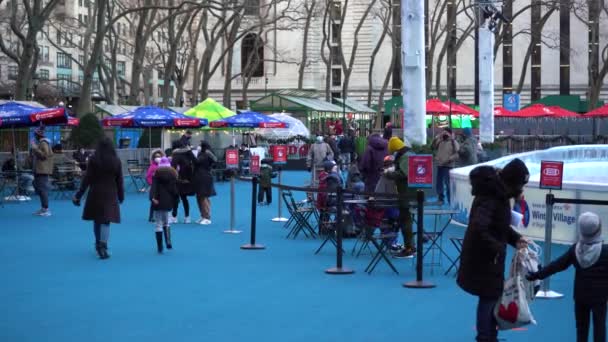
(408, 155, 434, 188)
(225, 149, 239, 169)
(540, 160, 564, 190)
(273, 145, 287, 164)
(250, 155, 260, 174)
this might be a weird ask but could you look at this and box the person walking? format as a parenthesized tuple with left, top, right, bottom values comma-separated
(359, 133, 388, 193)
(72, 137, 124, 260)
(382, 122, 393, 140)
(146, 149, 164, 222)
(193, 141, 217, 225)
(258, 158, 277, 205)
(150, 157, 178, 253)
(457, 158, 530, 342)
(338, 129, 355, 170)
(432, 128, 459, 204)
(306, 135, 334, 188)
(458, 127, 478, 167)
(170, 140, 196, 224)
(527, 212, 608, 342)
(30, 126, 54, 216)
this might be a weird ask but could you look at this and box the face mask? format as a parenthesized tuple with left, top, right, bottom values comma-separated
(154, 157, 161, 164)
(386, 166, 395, 172)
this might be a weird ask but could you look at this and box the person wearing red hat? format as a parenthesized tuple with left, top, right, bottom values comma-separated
(30, 126, 54, 216)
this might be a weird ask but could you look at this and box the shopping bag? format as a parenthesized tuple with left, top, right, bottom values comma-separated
(510, 243, 542, 301)
(495, 253, 537, 330)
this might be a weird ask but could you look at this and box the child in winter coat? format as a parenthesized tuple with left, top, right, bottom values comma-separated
(258, 159, 277, 205)
(150, 157, 178, 253)
(527, 212, 608, 342)
(146, 150, 164, 222)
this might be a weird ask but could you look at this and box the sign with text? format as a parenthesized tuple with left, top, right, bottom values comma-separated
(225, 149, 239, 169)
(539, 160, 564, 190)
(250, 154, 260, 174)
(272, 145, 287, 164)
(408, 155, 433, 188)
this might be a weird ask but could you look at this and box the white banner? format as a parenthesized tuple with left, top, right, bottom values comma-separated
(451, 179, 608, 244)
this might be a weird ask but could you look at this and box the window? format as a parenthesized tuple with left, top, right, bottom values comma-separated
(38, 69, 49, 80)
(79, 0, 82, 6)
(78, 55, 84, 69)
(56, 30, 61, 45)
(8, 65, 18, 80)
(330, 1, 342, 20)
(57, 52, 72, 69)
(241, 33, 264, 77)
(331, 23, 340, 43)
(157, 69, 164, 79)
(84, 15, 88, 24)
(244, 0, 259, 16)
(79, 14, 82, 24)
(331, 46, 342, 65)
(57, 74, 72, 90)
(331, 68, 341, 86)
(39, 46, 49, 63)
(117, 61, 125, 76)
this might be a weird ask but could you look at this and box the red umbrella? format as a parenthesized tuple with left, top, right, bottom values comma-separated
(445, 101, 479, 116)
(584, 104, 608, 117)
(513, 104, 556, 117)
(426, 98, 470, 114)
(471, 107, 514, 118)
(546, 106, 580, 117)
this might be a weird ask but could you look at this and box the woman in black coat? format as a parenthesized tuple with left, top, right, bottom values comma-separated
(192, 140, 217, 225)
(73, 137, 124, 260)
(170, 140, 196, 224)
(528, 212, 608, 342)
(150, 157, 178, 253)
(457, 158, 529, 342)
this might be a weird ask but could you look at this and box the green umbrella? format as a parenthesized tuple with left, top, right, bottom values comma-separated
(425, 115, 475, 128)
(185, 98, 235, 123)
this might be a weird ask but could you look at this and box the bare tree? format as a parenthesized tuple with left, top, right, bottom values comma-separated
(367, 0, 391, 107)
(0, 0, 62, 100)
(297, 0, 317, 89)
(572, 0, 608, 110)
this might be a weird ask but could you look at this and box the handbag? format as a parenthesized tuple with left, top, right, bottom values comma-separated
(494, 250, 537, 330)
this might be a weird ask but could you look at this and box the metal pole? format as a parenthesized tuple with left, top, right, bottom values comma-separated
(404, 190, 436, 288)
(326, 186, 354, 274)
(271, 168, 288, 222)
(536, 193, 564, 299)
(224, 175, 242, 234)
(241, 176, 265, 249)
(479, 20, 495, 143)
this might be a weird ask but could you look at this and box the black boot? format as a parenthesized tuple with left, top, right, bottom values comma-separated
(94, 241, 102, 258)
(98, 242, 110, 259)
(156, 231, 164, 253)
(163, 226, 172, 249)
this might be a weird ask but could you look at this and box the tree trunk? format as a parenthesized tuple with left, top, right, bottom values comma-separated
(376, 37, 396, 130)
(298, 1, 316, 89)
(223, 46, 234, 108)
(77, 0, 108, 114)
(515, 9, 555, 93)
(367, 3, 390, 107)
(14, 32, 38, 100)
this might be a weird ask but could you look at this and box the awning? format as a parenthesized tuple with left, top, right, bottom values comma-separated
(333, 98, 376, 114)
(95, 104, 135, 116)
(250, 91, 344, 113)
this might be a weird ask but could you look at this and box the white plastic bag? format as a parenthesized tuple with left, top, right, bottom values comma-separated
(511, 242, 542, 301)
(494, 251, 537, 330)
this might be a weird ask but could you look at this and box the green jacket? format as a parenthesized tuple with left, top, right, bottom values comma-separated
(31, 138, 54, 175)
(385, 152, 416, 208)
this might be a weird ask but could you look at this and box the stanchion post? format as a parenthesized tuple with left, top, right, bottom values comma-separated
(404, 190, 436, 288)
(326, 186, 354, 275)
(224, 175, 242, 234)
(271, 167, 288, 222)
(536, 193, 563, 299)
(241, 176, 265, 250)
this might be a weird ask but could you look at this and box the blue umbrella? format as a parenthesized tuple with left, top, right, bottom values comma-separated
(0, 101, 67, 127)
(209, 111, 287, 129)
(102, 106, 208, 128)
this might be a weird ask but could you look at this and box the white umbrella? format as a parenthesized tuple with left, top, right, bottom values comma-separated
(254, 113, 310, 140)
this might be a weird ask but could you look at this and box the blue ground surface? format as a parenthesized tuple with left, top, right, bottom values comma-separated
(0, 171, 585, 342)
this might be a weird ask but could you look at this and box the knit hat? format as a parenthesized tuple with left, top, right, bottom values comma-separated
(500, 158, 530, 187)
(576, 212, 603, 268)
(323, 160, 336, 172)
(463, 127, 472, 137)
(158, 157, 171, 168)
(388, 136, 412, 154)
(34, 126, 45, 137)
(316, 136, 324, 143)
